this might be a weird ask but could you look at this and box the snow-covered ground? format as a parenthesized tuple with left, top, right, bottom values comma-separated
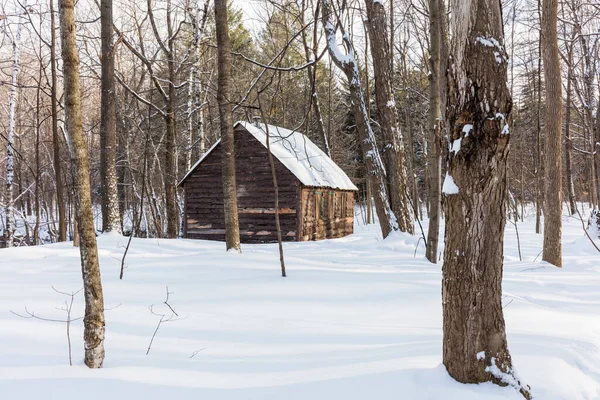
(1, 208, 600, 399)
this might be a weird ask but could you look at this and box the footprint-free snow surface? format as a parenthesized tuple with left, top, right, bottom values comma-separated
(1, 210, 600, 399)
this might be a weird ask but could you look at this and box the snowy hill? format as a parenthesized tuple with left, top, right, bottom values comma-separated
(1, 211, 600, 399)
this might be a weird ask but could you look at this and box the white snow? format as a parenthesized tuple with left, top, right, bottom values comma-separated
(450, 138, 462, 154)
(2, 207, 600, 399)
(179, 122, 357, 191)
(442, 173, 459, 194)
(462, 124, 473, 136)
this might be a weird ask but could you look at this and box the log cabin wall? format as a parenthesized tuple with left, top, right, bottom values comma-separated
(298, 187, 355, 241)
(183, 126, 300, 243)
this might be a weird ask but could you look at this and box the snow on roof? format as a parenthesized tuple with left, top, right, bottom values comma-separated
(179, 121, 358, 191)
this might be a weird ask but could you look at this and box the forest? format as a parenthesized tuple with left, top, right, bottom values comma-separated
(1, 0, 600, 399)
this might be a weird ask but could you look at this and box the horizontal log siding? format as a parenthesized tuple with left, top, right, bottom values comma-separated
(184, 126, 300, 243)
(299, 187, 355, 241)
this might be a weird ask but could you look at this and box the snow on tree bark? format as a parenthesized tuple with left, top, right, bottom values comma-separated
(3, 1, 26, 248)
(321, 0, 398, 238)
(442, 0, 529, 397)
(364, 0, 414, 235)
(59, 0, 106, 368)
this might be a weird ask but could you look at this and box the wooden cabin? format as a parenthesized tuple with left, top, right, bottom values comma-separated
(178, 121, 358, 243)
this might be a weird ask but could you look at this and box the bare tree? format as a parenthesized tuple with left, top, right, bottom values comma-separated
(59, 0, 106, 368)
(425, 0, 446, 262)
(321, 0, 399, 238)
(3, 0, 26, 248)
(364, 0, 414, 234)
(100, 0, 121, 233)
(442, 0, 529, 396)
(215, 0, 241, 252)
(541, 0, 563, 267)
(50, 0, 67, 242)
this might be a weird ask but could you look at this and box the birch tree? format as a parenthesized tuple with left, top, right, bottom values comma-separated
(3, 1, 25, 248)
(59, 0, 106, 368)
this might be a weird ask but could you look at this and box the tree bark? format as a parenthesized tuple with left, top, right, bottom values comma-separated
(541, 0, 563, 267)
(50, 0, 67, 242)
(564, 40, 576, 216)
(425, 0, 446, 263)
(59, 0, 106, 368)
(365, 0, 414, 234)
(3, 1, 25, 248)
(321, 0, 399, 238)
(100, 0, 121, 233)
(442, 0, 528, 396)
(215, 0, 241, 252)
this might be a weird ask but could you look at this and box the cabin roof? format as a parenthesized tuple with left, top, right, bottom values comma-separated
(179, 121, 358, 191)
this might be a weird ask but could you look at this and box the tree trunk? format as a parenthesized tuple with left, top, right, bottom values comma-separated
(442, 0, 528, 396)
(541, 0, 563, 267)
(215, 0, 241, 252)
(59, 0, 106, 368)
(321, 0, 399, 238)
(365, 0, 414, 234)
(50, 0, 67, 242)
(301, 0, 331, 156)
(425, 0, 445, 263)
(535, 12, 543, 234)
(3, 2, 25, 248)
(165, 0, 179, 238)
(100, 0, 121, 233)
(564, 43, 576, 216)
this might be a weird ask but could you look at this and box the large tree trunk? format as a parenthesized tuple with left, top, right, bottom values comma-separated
(59, 0, 106, 368)
(321, 0, 399, 238)
(364, 0, 413, 234)
(100, 0, 121, 233)
(442, 0, 528, 396)
(541, 0, 563, 267)
(425, 0, 446, 263)
(215, 0, 241, 252)
(50, 0, 67, 242)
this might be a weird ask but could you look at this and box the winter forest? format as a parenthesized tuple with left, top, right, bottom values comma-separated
(1, 0, 600, 398)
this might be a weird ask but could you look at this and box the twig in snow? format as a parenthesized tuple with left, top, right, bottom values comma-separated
(10, 286, 83, 366)
(189, 348, 207, 359)
(146, 286, 186, 355)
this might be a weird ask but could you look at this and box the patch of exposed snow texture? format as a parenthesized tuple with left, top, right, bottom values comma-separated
(442, 173, 459, 195)
(325, 22, 353, 66)
(450, 138, 462, 154)
(386, 100, 395, 108)
(3, 203, 600, 399)
(462, 124, 473, 136)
